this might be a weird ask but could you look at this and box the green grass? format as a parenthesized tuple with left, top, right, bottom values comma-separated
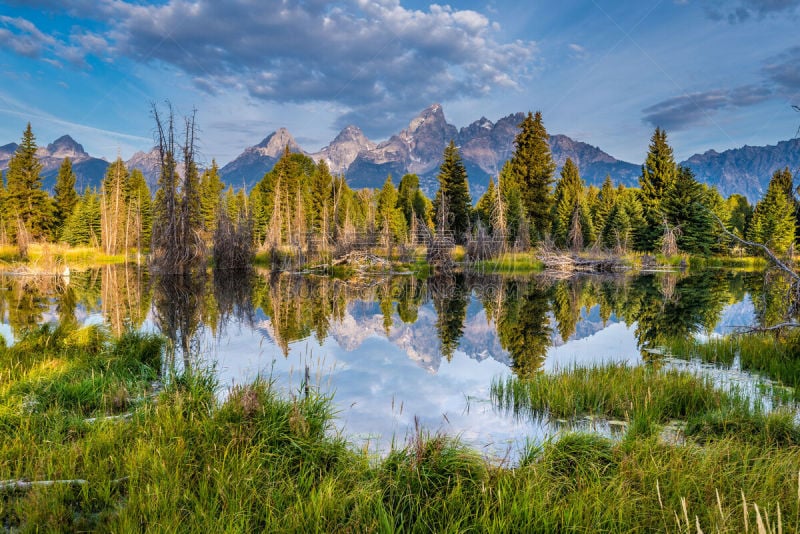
(2, 327, 799, 532)
(664, 332, 800, 399)
(471, 252, 544, 273)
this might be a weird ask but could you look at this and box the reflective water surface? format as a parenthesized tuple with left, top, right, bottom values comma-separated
(0, 266, 793, 458)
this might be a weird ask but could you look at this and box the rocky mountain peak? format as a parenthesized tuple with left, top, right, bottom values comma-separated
(255, 127, 301, 158)
(45, 135, 88, 159)
(312, 125, 375, 175)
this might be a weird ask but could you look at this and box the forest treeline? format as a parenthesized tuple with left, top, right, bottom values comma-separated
(0, 112, 797, 264)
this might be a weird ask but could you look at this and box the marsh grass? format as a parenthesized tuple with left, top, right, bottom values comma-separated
(665, 333, 800, 398)
(471, 252, 544, 273)
(2, 326, 799, 532)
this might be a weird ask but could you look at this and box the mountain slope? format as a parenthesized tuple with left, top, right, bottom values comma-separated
(681, 138, 800, 202)
(219, 128, 302, 189)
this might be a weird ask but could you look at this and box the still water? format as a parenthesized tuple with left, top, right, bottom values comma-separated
(0, 266, 792, 458)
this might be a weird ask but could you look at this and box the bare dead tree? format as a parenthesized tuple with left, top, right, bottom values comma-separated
(150, 103, 206, 274)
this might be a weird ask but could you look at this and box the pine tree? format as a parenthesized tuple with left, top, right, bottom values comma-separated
(592, 176, 616, 237)
(199, 160, 225, 233)
(126, 168, 152, 254)
(62, 188, 101, 247)
(726, 194, 752, 237)
(53, 157, 78, 239)
(432, 140, 472, 243)
(551, 158, 592, 248)
(508, 111, 555, 242)
(397, 173, 422, 229)
(748, 168, 796, 254)
(475, 177, 497, 231)
(4, 123, 54, 242)
(376, 175, 406, 243)
(101, 157, 130, 254)
(637, 127, 678, 251)
(0, 170, 7, 244)
(662, 166, 714, 255)
(309, 159, 333, 235)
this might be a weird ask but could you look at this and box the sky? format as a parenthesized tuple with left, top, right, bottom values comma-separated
(0, 0, 799, 167)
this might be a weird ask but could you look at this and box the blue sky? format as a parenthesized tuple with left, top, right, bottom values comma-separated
(0, 0, 798, 166)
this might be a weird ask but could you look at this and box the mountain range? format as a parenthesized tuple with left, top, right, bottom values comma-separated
(2, 104, 799, 203)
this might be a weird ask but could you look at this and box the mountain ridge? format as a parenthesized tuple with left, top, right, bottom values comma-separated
(1, 107, 798, 203)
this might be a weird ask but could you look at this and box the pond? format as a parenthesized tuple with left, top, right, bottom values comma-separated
(0, 265, 794, 459)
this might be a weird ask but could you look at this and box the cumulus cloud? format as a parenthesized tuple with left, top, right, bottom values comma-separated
(704, 0, 800, 22)
(3, 0, 536, 139)
(642, 85, 771, 130)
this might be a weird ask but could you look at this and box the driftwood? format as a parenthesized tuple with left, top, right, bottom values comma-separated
(331, 251, 390, 269)
(537, 250, 628, 272)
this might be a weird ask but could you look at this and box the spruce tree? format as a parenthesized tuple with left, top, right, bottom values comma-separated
(637, 127, 678, 251)
(0, 170, 7, 243)
(475, 177, 498, 231)
(376, 175, 406, 242)
(101, 157, 130, 254)
(432, 140, 472, 243)
(748, 168, 796, 254)
(127, 168, 153, 253)
(551, 158, 591, 248)
(397, 173, 422, 229)
(725, 194, 752, 238)
(199, 160, 225, 233)
(309, 159, 333, 234)
(593, 176, 616, 237)
(4, 123, 54, 242)
(662, 166, 714, 255)
(53, 157, 78, 239)
(508, 111, 555, 242)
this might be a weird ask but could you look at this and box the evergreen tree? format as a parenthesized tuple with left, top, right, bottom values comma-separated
(101, 157, 130, 254)
(498, 161, 524, 245)
(4, 123, 54, 242)
(475, 177, 497, 231)
(199, 160, 225, 233)
(0, 170, 7, 244)
(637, 127, 678, 251)
(62, 188, 101, 247)
(592, 175, 616, 237)
(53, 157, 78, 239)
(508, 111, 555, 242)
(551, 158, 593, 247)
(662, 166, 715, 255)
(309, 159, 333, 235)
(432, 140, 472, 243)
(397, 173, 422, 228)
(126, 168, 152, 253)
(726, 194, 752, 238)
(376, 175, 406, 242)
(749, 168, 796, 254)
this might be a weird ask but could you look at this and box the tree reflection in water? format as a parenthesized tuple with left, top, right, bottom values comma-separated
(0, 265, 793, 377)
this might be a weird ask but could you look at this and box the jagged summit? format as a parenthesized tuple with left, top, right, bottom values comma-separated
(45, 135, 88, 159)
(311, 125, 375, 175)
(254, 127, 301, 158)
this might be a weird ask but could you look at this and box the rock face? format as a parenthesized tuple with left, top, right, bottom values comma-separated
(346, 103, 458, 189)
(0, 135, 108, 192)
(219, 127, 302, 189)
(310, 125, 375, 175)
(680, 138, 800, 202)
(125, 148, 163, 189)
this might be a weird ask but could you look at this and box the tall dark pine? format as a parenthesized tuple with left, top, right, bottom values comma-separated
(433, 140, 472, 243)
(662, 166, 714, 255)
(508, 111, 555, 242)
(5, 123, 53, 243)
(637, 127, 677, 251)
(53, 157, 78, 238)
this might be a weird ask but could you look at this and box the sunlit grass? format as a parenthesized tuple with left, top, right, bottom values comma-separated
(2, 324, 799, 532)
(471, 251, 544, 273)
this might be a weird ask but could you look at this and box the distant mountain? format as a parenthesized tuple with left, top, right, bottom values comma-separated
(125, 148, 162, 189)
(310, 125, 375, 175)
(0, 135, 109, 192)
(680, 138, 800, 202)
(219, 128, 302, 189)
(218, 104, 643, 199)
